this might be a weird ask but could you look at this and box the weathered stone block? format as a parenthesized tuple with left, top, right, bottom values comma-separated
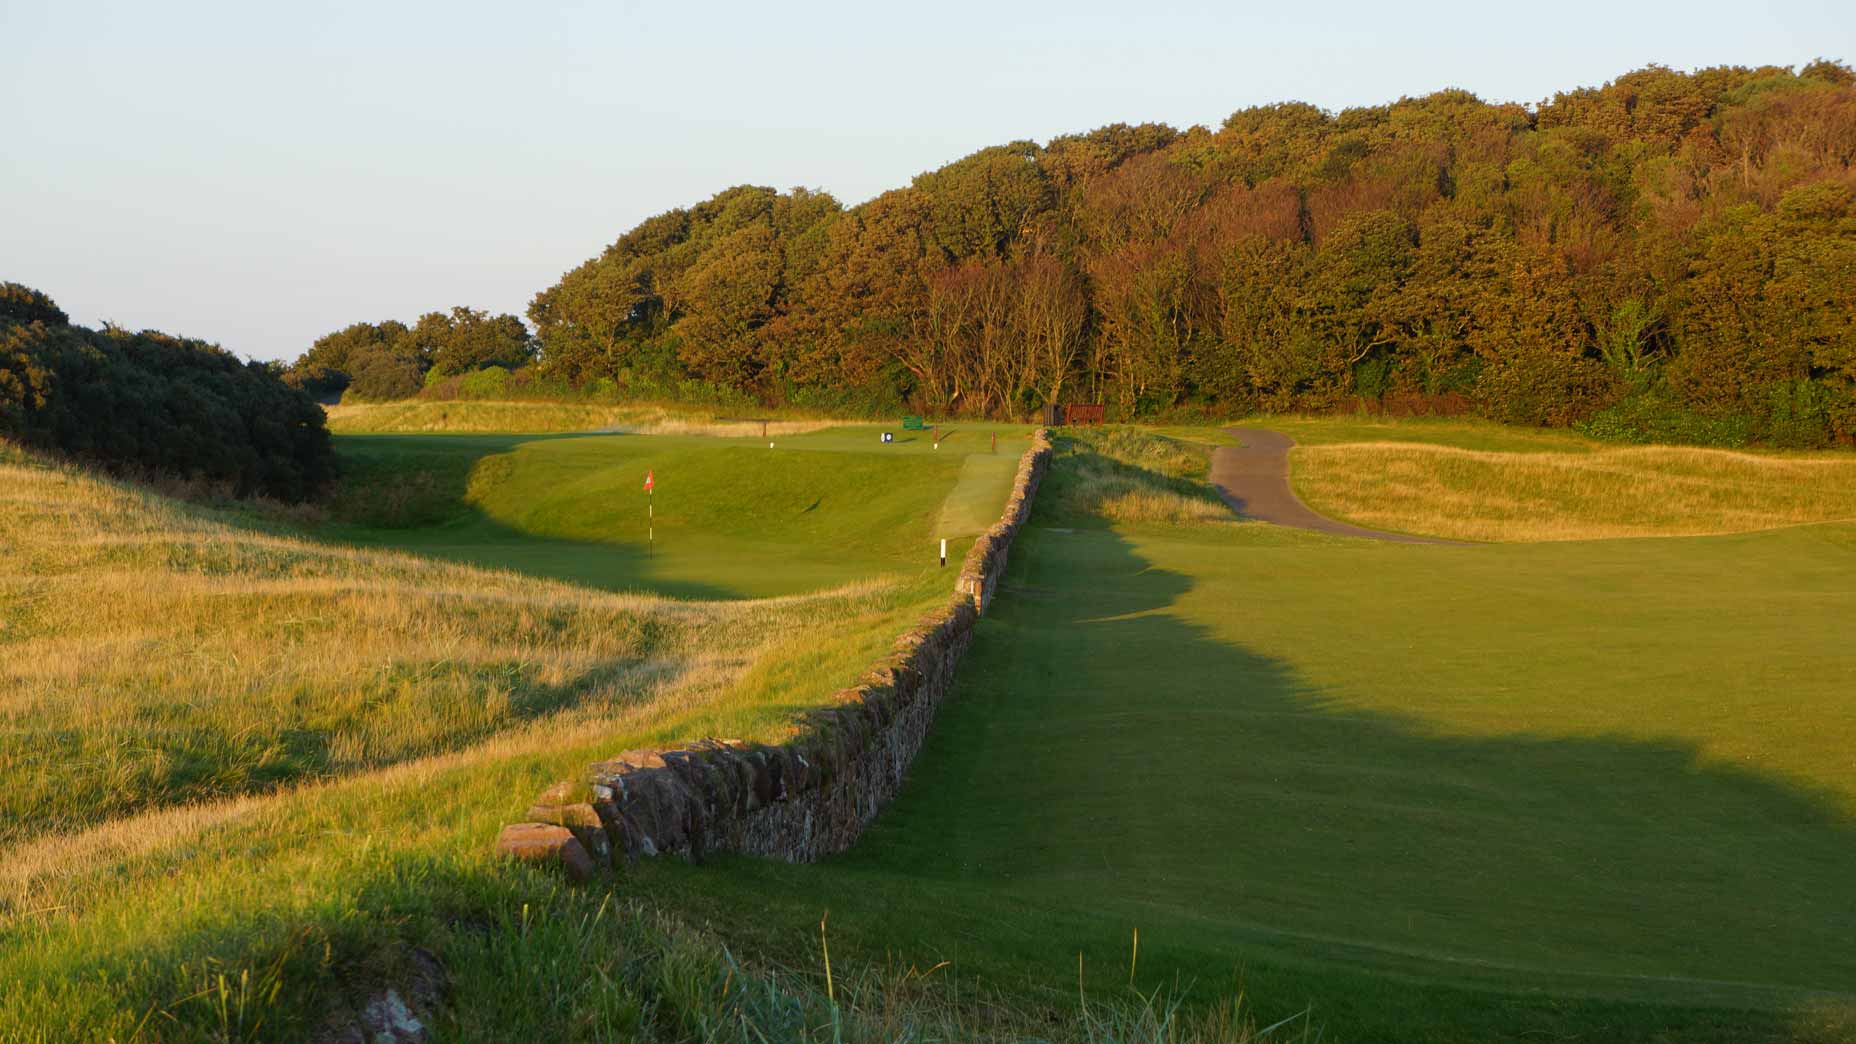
(524, 802, 611, 865)
(495, 823, 596, 882)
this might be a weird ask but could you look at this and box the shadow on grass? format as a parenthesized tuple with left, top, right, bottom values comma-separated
(635, 505, 1856, 1043)
(322, 432, 740, 600)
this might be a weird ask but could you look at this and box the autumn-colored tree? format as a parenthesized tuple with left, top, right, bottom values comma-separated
(291, 59, 1856, 444)
(0, 282, 69, 326)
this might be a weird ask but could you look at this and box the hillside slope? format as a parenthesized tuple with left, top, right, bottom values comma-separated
(0, 442, 963, 1038)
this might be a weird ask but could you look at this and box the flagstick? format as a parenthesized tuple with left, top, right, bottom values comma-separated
(649, 487, 654, 553)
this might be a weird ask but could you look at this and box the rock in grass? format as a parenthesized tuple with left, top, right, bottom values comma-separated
(532, 779, 593, 807)
(495, 822, 596, 882)
(523, 801, 612, 864)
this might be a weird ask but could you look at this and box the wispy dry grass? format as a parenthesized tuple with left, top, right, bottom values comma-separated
(325, 400, 833, 438)
(0, 447, 919, 849)
(325, 399, 632, 433)
(1054, 428, 1234, 525)
(600, 407, 834, 439)
(1293, 440, 1856, 541)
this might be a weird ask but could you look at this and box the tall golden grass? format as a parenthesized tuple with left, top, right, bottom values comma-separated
(1055, 428, 1235, 525)
(1293, 441, 1856, 541)
(0, 447, 919, 848)
(325, 399, 833, 437)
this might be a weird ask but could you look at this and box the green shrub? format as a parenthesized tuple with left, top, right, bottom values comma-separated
(460, 365, 510, 399)
(1576, 391, 1758, 448)
(1475, 351, 1618, 427)
(1764, 379, 1835, 449)
(349, 348, 427, 401)
(0, 312, 335, 500)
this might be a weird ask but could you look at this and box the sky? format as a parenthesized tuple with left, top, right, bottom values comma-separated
(4, 0, 1851, 362)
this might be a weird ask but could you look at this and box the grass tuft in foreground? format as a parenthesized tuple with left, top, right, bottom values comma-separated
(441, 894, 1309, 1043)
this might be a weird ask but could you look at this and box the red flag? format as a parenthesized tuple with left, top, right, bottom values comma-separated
(643, 470, 654, 491)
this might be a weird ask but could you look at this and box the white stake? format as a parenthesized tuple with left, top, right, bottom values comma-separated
(940, 538, 946, 567)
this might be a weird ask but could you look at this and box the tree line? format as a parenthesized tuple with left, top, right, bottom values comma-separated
(294, 60, 1856, 446)
(286, 307, 536, 401)
(2, 284, 334, 501)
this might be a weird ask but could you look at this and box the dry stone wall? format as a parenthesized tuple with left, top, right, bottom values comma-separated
(498, 428, 1053, 873)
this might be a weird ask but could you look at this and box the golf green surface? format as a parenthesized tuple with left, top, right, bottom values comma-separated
(329, 424, 1032, 598)
(635, 481, 1856, 1040)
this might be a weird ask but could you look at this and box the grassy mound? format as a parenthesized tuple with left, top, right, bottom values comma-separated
(325, 424, 1034, 598)
(1046, 427, 1233, 525)
(0, 441, 965, 1038)
(324, 399, 832, 437)
(1293, 440, 1856, 541)
(0, 444, 944, 844)
(1236, 416, 1856, 541)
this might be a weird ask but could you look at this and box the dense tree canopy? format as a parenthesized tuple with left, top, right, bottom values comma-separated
(0, 282, 69, 326)
(319, 61, 1856, 447)
(286, 308, 534, 401)
(1, 287, 335, 500)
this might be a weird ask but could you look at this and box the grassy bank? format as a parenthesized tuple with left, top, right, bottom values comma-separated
(0, 456, 955, 850)
(1234, 416, 1856, 541)
(323, 399, 835, 437)
(323, 422, 1033, 599)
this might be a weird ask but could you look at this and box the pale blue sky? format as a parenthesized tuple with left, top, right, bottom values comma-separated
(4, 0, 1849, 361)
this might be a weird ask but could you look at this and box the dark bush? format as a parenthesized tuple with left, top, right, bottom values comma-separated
(348, 347, 428, 400)
(1475, 351, 1618, 427)
(0, 303, 335, 501)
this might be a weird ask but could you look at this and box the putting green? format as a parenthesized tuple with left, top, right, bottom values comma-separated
(635, 445, 1856, 1042)
(328, 424, 1034, 599)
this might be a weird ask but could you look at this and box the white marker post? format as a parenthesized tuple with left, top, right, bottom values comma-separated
(644, 469, 655, 553)
(939, 538, 946, 568)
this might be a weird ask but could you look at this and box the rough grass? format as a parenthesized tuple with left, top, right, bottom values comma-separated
(437, 897, 1307, 1043)
(1291, 440, 1856, 541)
(325, 399, 832, 437)
(1049, 427, 1234, 525)
(0, 447, 932, 850)
(1244, 414, 1604, 453)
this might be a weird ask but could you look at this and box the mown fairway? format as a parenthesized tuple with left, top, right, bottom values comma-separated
(328, 424, 1027, 598)
(637, 426, 1856, 1043)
